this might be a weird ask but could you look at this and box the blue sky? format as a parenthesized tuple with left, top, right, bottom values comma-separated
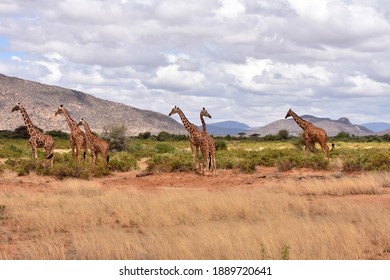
(1, 0, 390, 127)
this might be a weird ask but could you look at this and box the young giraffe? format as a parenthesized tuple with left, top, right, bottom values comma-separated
(55, 105, 88, 162)
(169, 106, 203, 172)
(77, 118, 110, 164)
(11, 103, 55, 167)
(200, 107, 217, 176)
(285, 108, 330, 159)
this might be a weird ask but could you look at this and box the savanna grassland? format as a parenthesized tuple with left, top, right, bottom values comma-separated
(1, 135, 390, 260)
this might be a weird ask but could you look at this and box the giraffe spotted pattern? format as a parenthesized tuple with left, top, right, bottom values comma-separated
(11, 103, 55, 167)
(285, 108, 330, 159)
(55, 105, 88, 162)
(78, 118, 110, 164)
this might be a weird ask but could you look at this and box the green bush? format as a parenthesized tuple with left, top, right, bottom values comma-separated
(101, 125, 129, 152)
(342, 149, 390, 172)
(5, 158, 38, 176)
(0, 144, 24, 158)
(108, 152, 138, 172)
(215, 140, 228, 151)
(239, 158, 257, 173)
(156, 131, 172, 142)
(146, 152, 193, 172)
(154, 143, 176, 154)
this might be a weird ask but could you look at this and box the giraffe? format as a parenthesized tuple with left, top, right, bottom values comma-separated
(168, 106, 203, 171)
(55, 105, 88, 162)
(77, 118, 110, 164)
(285, 108, 330, 159)
(200, 107, 217, 176)
(11, 103, 55, 167)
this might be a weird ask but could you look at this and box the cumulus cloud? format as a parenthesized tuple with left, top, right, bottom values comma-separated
(1, 0, 390, 126)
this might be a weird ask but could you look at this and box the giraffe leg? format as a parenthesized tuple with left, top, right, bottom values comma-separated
(320, 143, 330, 159)
(29, 139, 38, 160)
(94, 151, 99, 164)
(45, 145, 55, 167)
(31, 146, 38, 159)
(211, 152, 217, 176)
(205, 152, 211, 175)
(309, 142, 316, 153)
(201, 152, 206, 175)
(70, 139, 75, 157)
(304, 139, 310, 157)
(195, 145, 201, 171)
(76, 145, 81, 162)
(190, 144, 197, 171)
(83, 142, 88, 161)
(90, 148, 96, 164)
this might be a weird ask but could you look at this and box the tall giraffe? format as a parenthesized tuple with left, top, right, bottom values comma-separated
(77, 118, 110, 164)
(11, 103, 55, 167)
(55, 105, 88, 162)
(285, 108, 330, 159)
(200, 107, 217, 176)
(169, 106, 203, 171)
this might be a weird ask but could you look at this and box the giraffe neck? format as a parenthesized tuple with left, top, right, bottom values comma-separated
(19, 106, 37, 136)
(290, 110, 311, 130)
(177, 109, 195, 133)
(62, 109, 79, 131)
(200, 115, 207, 133)
(82, 121, 94, 141)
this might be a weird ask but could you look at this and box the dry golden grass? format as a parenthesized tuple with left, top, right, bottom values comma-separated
(0, 172, 389, 260)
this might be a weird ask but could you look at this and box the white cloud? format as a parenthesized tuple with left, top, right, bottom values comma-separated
(1, 0, 390, 126)
(148, 64, 205, 91)
(342, 74, 390, 96)
(215, 0, 245, 19)
(225, 57, 333, 94)
(10, 56, 21, 62)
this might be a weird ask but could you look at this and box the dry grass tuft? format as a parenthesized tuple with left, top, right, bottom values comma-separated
(277, 173, 389, 196)
(0, 173, 389, 260)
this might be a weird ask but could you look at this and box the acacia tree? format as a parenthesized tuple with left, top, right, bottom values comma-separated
(278, 129, 289, 140)
(101, 125, 128, 152)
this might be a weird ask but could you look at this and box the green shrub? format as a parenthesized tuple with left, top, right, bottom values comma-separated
(342, 149, 390, 172)
(215, 140, 228, 151)
(109, 152, 138, 172)
(239, 158, 257, 173)
(154, 143, 176, 154)
(146, 152, 193, 172)
(101, 125, 129, 152)
(156, 131, 172, 141)
(5, 158, 37, 176)
(0, 144, 24, 158)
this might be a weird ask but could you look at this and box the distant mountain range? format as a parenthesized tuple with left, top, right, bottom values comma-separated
(360, 122, 390, 132)
(249, 115, 373, 137)
(198, 121, 251, 135)
(205, 116, 388, 137)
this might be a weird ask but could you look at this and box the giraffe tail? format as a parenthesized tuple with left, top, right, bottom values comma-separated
(46, 153, 54, 160)
(83, 151, 86, 160)
(106, 155, 109, 164)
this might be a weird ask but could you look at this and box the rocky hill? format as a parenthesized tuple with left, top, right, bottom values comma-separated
(0, 74, 187, 136)
(198, 121, 251, 136)
(249, 115, 373, 137)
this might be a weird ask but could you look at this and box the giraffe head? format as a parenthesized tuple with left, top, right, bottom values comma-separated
(11, 102, 22, 113)
(200, 107, 212, 119)
(77, 118, 86, 126)
(168, 106, 180, 116)
(55, 105, 65, 116)
(285, 108, 293, 119)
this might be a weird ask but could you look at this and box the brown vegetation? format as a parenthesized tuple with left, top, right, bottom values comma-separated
(1, 167, 389, 260)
